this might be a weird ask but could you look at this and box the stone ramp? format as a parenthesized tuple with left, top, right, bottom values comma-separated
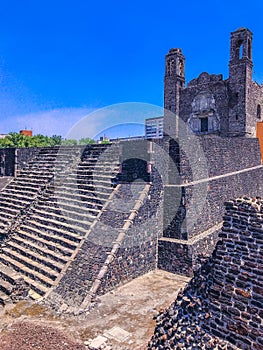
(45, 182, 152, 312)
(0, 177, 13, 191)
(0, 144, 121, 303)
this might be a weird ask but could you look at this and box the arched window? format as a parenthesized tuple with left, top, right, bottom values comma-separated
(239, 44, 243, 59)
(179, 60, 184, 76)
(257, 104, 261, 119)
(236, 40, 243, 60)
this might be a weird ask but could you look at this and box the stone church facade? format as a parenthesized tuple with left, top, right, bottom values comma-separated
(164, 27, 263, 138)
(158, 28, 263, 275)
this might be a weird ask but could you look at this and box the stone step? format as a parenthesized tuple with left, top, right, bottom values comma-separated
(4, 241, 65, 272)
(20, 224, 81, 249)
(18, 170, 53, 178)
(0, 290, 9, 304)
(27, 163, 63, 170)
(55, 196, 103, 212)
(46, 184, 109, 197)
(39, 196, 101, 215)
(34, 201, 101, 223)
(59, 178, 112, 187)
(48, 190, 105, 207)
(79, 161, 118, 167)
(0, 251, 59, 283)
(17, 230, 74, 257)
(0, 206, 18, 216)
(7, 183, 42, 192)
(0, 277, 13, 295)
(0, 255, 48, 295)
(77, 186, 112, 196)
(0, 194, 31, 205)
(0, 262, 21, 283)
(2, 188, 37, 197)
(0, 216, 12, 225)
(16, 174, 50, 181)
(14, 176, 48, 184)
(0, 206, 14, 220)
(11, 235, 68, 264)
(74, 164, 119, 172)
(32, 208, 94, 227)
(23, 276, 50, 296)
(29, 214, 90, 235)
(62, 177, 113, 187)
(47, 200, 100, 218)
(55, 183, 113, 196)
(28, 289, 43, 300)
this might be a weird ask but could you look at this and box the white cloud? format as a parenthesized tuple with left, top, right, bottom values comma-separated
(1, 108, 94, 137)
(0, 102, 163, 140)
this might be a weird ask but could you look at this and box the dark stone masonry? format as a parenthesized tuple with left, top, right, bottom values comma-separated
(148, 197, 263, 350)
(0, 27, 262, 347)
(159, 27, 263, 276)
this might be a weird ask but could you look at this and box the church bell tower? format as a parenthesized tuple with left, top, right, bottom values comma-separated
(164, 48, 185, 139)
(228, 28, 254, 136)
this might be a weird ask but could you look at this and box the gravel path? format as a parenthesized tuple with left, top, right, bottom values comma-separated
(0, 321, 86, 350)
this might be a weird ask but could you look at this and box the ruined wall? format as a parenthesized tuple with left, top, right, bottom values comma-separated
(0, 147, 40, 176)
(15, 147, 40, 173)
(0, 148, 15, 176)
(149, 197, 263, 350)
(205, 197, 263, 349)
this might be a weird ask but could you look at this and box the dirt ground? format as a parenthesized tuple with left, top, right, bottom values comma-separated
(0, 270, 190, 349)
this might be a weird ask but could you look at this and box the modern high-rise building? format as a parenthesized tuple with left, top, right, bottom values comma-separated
(145, 116, 163, 139)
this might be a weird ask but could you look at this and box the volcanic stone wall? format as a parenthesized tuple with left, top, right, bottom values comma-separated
(98, 171, 163, 294)
(168, 136, 263, 234)
(0, 148, 15, 176)
(15, 147, 40, 173)
(148, 197, 263, 350)
(159, 135, 263, 275)
(206, 197, 263, 349)
(0, 147, 41, 176)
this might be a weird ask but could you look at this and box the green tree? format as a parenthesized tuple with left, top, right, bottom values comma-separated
(78, 137, 95, 145)
(0, 132, 64, 148)
(61, 139, 78, 146)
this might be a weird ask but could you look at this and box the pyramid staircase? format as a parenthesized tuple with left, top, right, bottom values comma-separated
(0, 143, 121, 303)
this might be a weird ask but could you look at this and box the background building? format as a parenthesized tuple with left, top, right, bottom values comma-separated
(145, 116, 163, 139)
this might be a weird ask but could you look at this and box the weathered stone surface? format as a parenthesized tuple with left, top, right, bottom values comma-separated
(148, 197, 263, 350)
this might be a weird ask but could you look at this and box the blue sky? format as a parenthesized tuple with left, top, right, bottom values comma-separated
(0, 0, 263, 138)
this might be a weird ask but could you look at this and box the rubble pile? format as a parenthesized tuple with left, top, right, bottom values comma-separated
(0, 321, 86, 350)
(147, 256, 235, 349)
